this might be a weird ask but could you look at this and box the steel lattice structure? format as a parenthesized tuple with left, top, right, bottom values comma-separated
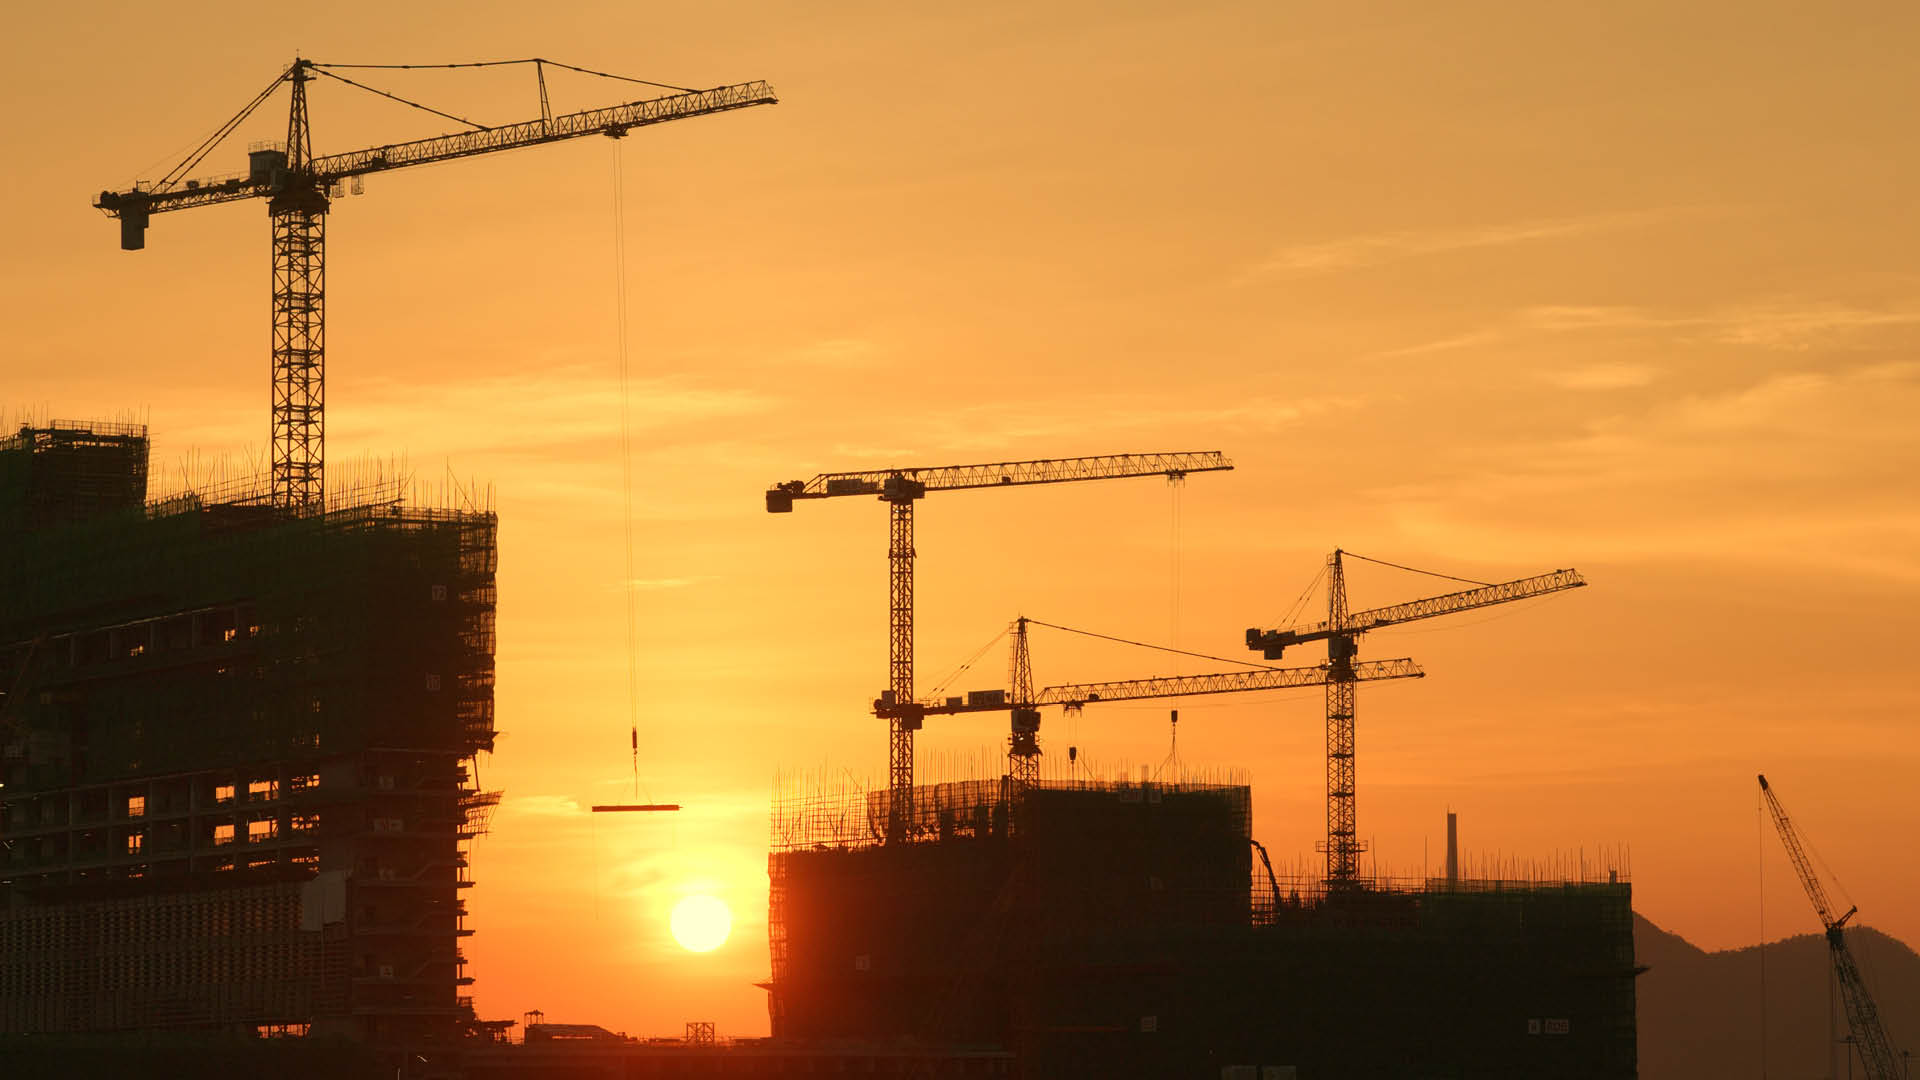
(96, 59, 777, 510)
(267, 68, 328, 508)
(877, 642, 1422, 795)
(1032, 657, 1422, 707)
(888, 501, 916, 822)
(765, 452, 1232, 506)
(1248, 551, 1585, 885)
(1759, 775, 1903, 1080)
(768, 452, 1232, 843)
(1323, 552, 1359, 882)
(1008, 617, 1040, 785)
(1277, 567, 1588, 641)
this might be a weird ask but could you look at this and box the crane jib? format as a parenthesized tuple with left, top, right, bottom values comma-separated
(1246, 568, 1587, 655)
(879, 658, 1425, 718)
(770, 452, 1233, 504)
(309, 81, 776, 181)
(96, 81, 777, 223)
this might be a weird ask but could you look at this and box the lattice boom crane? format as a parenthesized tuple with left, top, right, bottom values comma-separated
(767, 452, 1232, 843)
(1245, 550, 1584, 885)
(1758, 774, 1903, 1080)
(96, 58, 777, 510)
(883, 615, 1423, 784)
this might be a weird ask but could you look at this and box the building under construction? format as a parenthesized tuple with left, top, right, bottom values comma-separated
(769, 774, 1638, 1079)
(0, 420, 1637, 1078)
(0, 421, 500, 1050)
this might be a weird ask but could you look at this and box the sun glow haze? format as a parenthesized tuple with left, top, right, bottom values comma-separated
(8, 0, 1920, 1043)
(670, 894, 732, 953)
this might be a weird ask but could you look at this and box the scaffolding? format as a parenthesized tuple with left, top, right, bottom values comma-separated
(0, 422, 147, 534)
(0, 422, 500, 1048)
(765, 769, 1637, 1079)
(767, 774, 1255, 1047)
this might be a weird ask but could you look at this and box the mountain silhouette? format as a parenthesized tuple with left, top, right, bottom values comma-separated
(1636, 913, 1920, 1079)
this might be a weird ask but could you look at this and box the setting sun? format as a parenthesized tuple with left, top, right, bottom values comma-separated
(670, 894, 732, 953)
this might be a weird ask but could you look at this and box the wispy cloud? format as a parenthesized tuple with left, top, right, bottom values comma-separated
(1540, 362, 1660, 391)
(1369, 299, 1920, 364)
(1856, 360, 1920, 382)
(1364, 362, 1920, 581)
(334, 366, 774, 456)
(921, 392, 1366, 452)
(775, 337, 883, 369)
(1519, 306, 1673, 332)
(1368, 329, 1506, 359)
(144, 365, 776, 466)
(1706, 305, 1920, 350)
(1245, 209, 1682, 279)
(1666, 372, 1833, 431)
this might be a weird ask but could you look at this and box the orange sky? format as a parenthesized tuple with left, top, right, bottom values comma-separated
(6, 0, 1920, 1039)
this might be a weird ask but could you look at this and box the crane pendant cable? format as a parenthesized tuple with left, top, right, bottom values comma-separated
(611, 138, 649, 806)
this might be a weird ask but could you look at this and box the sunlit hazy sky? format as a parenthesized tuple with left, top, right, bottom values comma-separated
(6, 0, 1920, 1038)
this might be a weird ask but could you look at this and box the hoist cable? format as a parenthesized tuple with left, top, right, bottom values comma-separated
(610, 139, 652, 806)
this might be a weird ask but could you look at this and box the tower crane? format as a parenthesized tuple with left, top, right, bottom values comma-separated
(885, 614, 1424, 781)
(766, 452, 1232, 842)
(1758, 774, 1903, 1080)
(96, 58, 776, 509)
(1245, 550, 1584, 884)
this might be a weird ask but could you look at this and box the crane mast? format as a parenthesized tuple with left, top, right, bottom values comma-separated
(1247, 550, 1584, 885)
(1324, 551, 1358, 884)
(768, 452, 1232, 843)
(96, 59, 777, 510)
(1758, 774, 1903, 1080)
(271, 61, 325, 508)
(889, 494, 915, 818)
(1008, 617, 1039, 785)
